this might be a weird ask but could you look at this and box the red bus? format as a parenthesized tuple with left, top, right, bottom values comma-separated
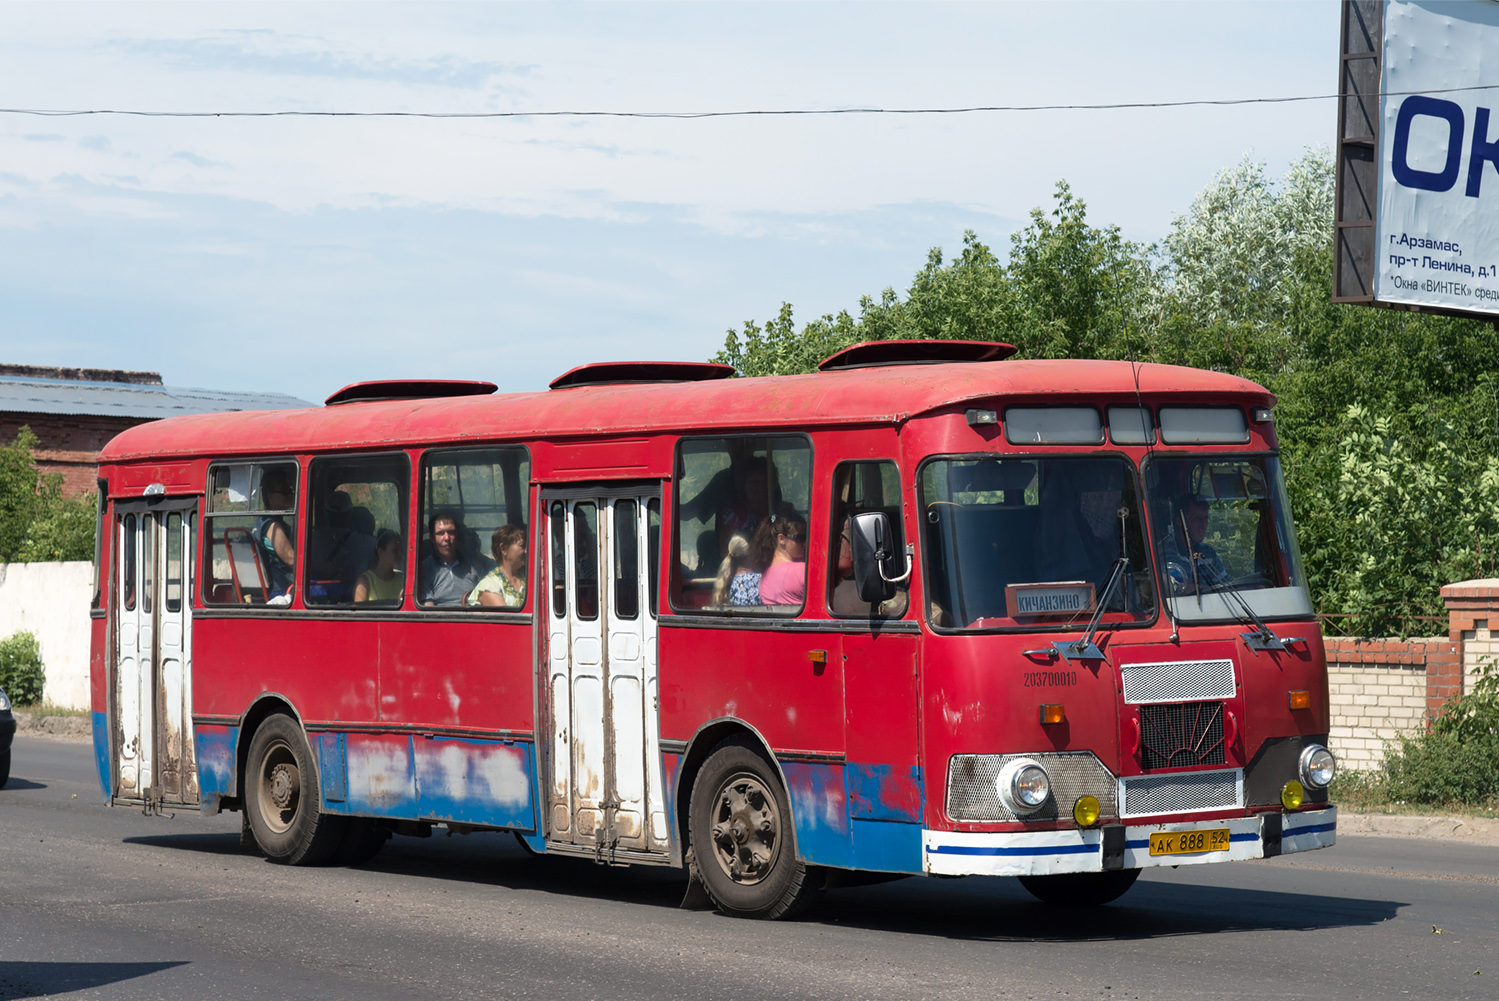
(89, 340, 1337, 917)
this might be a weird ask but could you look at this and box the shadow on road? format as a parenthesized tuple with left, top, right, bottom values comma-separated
(0, 778, 46, 791)
(120, 826, 1406, 941)
(0, 961, 188, 999)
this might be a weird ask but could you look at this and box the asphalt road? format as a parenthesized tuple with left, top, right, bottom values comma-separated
(2, 736, 1495, 1001)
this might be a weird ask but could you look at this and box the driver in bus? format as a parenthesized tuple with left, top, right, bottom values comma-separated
(1160, 495, 1229, 593)
(419, 510, 486, 606)
(254, 469, 297, 602)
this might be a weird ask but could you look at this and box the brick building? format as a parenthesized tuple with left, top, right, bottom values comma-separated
(0, 364, 312, 496)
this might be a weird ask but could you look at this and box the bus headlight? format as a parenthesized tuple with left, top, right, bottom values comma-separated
(1299, 745, 1336, 789)
(997, 758, 1051, 814)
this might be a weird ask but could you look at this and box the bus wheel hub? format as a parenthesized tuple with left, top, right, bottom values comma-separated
(270, 763, 299, 809)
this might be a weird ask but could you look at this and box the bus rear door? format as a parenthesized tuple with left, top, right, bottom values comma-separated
(542, 487, 671, 862)
(111, 501, 199, 811)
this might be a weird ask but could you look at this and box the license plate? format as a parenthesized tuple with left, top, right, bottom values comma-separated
(1148, 828, 1232, 856)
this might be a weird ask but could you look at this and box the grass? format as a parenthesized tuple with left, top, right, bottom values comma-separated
(12, 701, 90, 718)
(1331, 768, 1499, 821)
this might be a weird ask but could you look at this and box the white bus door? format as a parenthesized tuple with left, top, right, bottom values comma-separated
(543, 489, 669, 862)
(113, 503, 198, 810)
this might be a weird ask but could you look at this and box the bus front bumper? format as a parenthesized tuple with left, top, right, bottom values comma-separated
(923, 806, 1336, 877)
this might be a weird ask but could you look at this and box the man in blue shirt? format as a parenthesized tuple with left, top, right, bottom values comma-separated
(418, 510, 485, 606)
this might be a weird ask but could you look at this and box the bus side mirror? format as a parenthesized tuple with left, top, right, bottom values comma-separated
(849, 512, 911, 603)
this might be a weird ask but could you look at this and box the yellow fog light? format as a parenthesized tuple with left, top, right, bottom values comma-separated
(1073, 794, 1101, 827)
(1281, 780, 1305, 811)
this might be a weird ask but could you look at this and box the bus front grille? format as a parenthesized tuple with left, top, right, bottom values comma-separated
(946, 751, 1117, 823)
(1121, 769, 1241, 817)
(1120, 658, 1235, 704)
(1139, 701, 1227, 771)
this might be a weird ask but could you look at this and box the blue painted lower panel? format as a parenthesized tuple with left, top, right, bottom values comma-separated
(194, 724, 239, 812)
(782, 760, 854, 870)
(91, 712, 111, 803)
(849, 819, 923, 874)
(330, 732, 535, 830)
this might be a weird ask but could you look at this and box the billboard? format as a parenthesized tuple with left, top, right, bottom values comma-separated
(1335, 0, 1499, 319)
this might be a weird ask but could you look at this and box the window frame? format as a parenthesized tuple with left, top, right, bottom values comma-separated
(302, 450, 413, 611)
(826, 458, 911, 620)
(668, 432, 815, 617)
(416, 443, 532, 612)
(915, 449, 1161, 635)
(200, 457, 302, 608)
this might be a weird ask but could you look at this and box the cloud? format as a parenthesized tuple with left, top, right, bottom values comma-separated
(22, 134, 65, 143)
(171, 151, 227, 168)
(114, 31, 529, 90)
(79, 136, 111, 152)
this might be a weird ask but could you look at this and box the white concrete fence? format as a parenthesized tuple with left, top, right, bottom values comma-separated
(0, 561, 93, 710)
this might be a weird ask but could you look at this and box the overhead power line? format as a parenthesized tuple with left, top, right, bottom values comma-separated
(3, 83, 1499, 120)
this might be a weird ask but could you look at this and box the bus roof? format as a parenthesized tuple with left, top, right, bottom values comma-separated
(98, 359, 1273, 462)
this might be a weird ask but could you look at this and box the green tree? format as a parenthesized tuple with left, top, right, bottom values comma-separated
(0, 427, 96, 564)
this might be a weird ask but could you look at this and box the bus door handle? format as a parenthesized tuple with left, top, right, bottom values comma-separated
(1023, 648, 1058, 661)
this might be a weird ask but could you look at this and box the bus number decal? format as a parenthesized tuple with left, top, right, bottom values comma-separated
(1023, 671, 1077, 687)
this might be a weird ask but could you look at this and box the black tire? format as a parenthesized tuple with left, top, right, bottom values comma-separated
(1018, 868, 1141, 906)
(688, 736, 823, 920)
(0, 747, 10, 789)
(330, 818, 389, 866)
(244, 714, 348, 865)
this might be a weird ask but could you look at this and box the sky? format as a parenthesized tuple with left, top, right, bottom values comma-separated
(0, 1, 1342, 405)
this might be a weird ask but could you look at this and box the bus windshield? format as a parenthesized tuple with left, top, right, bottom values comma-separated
(920, 456, 1157, 629)
(1144, 454, 1312, 623)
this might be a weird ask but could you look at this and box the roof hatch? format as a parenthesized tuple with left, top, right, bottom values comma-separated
(818, 339, 1017, 371)
(549, 361, 735, 390)
(324, 380, 498, 406)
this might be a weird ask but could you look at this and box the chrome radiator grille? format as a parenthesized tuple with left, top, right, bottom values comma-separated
(1121, 769, 1241, 817)
(1120, 658, 1235, 704)
(946, 751, 1117, 822)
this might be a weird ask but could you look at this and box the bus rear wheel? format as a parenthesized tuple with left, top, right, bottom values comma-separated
(1018, 868, 1141, 906)
(689, 737, 823, 920)
(244, 714, 348, 865)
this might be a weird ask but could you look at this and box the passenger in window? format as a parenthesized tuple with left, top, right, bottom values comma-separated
(419, 510, 486, 606)
(718, 459, 772, 551)
(355, 530, 405, 603)
(1161, 495, 1228, 593)
(467, 525, 528, 608)
(255, 469, 297, 601)
(711, 534, 763, 607)
(755, 513, 807, 606)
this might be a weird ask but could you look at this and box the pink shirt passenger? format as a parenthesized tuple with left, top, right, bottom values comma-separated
(758, 559, 805, 605)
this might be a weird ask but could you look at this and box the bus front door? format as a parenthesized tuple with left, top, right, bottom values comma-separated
(112, 502, 198, 811)
(542, 489, 670, 861)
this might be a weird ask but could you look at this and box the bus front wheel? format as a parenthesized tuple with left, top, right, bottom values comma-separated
(1018, 868, 1141, 906)
(689, 737, 823, 920)
(244, 714, 348, 865)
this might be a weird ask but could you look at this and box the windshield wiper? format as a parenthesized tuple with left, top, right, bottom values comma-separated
(1053, 557, 1128, 662)
(1191, 558, 1303, 652)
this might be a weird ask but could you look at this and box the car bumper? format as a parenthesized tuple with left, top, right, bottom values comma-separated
(923, 806, 1337, 876)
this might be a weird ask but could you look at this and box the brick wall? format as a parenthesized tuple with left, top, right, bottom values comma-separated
(1, 412, 147, 496)
(1325, 638, 1449, 769)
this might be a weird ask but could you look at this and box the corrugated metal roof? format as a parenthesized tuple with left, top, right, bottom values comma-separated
(0, 375, 314, 420)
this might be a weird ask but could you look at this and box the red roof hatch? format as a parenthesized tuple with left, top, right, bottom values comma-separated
(818, 339, 1017, 371)
(325, 380, 498, 406)
(549, 361, 736, 390)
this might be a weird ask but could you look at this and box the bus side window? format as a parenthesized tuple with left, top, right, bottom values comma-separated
(672, 435, 811, 615)
(203, 461, 300, 606)
(418, 446, 530, 610)
(304, 453, 411, 608)
(829, 460, 909, 618)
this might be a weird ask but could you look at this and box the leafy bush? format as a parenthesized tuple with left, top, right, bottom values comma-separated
(0, 630, 46, 705)
(1379, 660, 1499, 809)
(0, 426, 97, 564)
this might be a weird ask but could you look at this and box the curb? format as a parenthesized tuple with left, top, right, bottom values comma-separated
(1338, 810, 1499, 846)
